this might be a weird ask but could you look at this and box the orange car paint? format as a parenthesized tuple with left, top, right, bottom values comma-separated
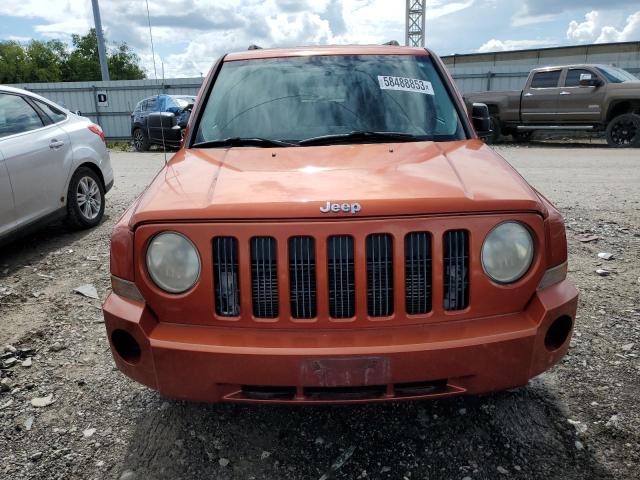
(104, 46, 578, 404)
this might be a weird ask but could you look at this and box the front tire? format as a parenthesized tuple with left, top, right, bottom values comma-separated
(133, 128, 150, 152)
(66, 167, 105, 229)
(606, 113, 640, 148)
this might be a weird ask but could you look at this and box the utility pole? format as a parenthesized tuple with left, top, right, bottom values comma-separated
(405, 0, 426, 47)
(91, 0, 110, 81)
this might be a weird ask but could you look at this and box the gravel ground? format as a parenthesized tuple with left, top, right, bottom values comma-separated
(0, 145, 638, 480)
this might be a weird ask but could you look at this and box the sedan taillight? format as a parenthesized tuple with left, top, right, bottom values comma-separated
(88, 124, 106, 143)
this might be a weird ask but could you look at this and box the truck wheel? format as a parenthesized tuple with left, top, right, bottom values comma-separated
(66, 167, 105, 229)
(486, 116, 501, 144)
(512, 131, 532, 143)
(606, 113, 640, 148)
(133, 128, 150, 152)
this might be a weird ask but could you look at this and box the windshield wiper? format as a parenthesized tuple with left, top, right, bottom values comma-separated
(193, 137, 297, 148)
(298, 131, 423, 146)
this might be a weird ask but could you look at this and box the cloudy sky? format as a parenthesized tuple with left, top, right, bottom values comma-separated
(1, 0, 639, 78)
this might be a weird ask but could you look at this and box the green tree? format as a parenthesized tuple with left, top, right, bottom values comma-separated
(26, 40, 67, 82)
(65, 29, 145, 81)
(0, 29, 146, 83)
(0, 41, 31, 83)
(108, 42, 146, 81)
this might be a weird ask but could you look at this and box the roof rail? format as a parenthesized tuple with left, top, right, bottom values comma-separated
(248, 44, 263, 50)
(382, 40, 400, 46)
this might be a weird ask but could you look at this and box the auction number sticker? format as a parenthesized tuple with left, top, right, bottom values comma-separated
(378, 75, 435, 95)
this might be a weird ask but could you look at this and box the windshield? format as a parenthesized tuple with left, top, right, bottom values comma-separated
(194, 55, 466, 145)
(596, 66, 638, 83)
(173, 96, 196, 107)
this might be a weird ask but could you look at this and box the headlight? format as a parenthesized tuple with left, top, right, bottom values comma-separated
(481, 222, 534, 284)
(146, 232, 201, 293)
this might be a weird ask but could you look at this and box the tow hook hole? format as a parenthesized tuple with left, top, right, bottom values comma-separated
(111, 329, 141, 364)
(544, 316, 573, 351)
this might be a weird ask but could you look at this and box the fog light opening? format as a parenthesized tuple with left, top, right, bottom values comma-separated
(111, 329, 141, 364)
(544, 316, 573, 351)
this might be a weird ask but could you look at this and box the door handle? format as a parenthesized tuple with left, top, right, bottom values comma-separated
(560, 91, 571, 95)
(49, 139, 65, 149)
(524, 93, 533, 97)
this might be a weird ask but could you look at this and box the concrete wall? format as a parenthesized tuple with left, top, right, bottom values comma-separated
(442, 41, 640, 94)
(8, 41, 640, 139)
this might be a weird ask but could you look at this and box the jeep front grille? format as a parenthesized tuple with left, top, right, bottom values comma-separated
(443, 230, 469, 311)
(212, 228, 474, 322)
(251, 237, 279, 318)
(366, 234, 393, 317)
(213, 237, 240, 317)
(289, 236, 317, 319)
(405, 232, 432, 315)
(327, 235, 356, 319)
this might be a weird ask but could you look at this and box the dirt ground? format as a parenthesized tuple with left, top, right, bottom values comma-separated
(0, 143, 638, 480)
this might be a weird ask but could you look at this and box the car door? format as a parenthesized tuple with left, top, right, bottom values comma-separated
(0, 92, 72, 227)
(521, 69, 562, 124)
(0, 148, 16, 237)
(556, 67, 606, 124)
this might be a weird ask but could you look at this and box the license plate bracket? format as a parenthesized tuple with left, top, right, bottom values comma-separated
(300, 357, 390, 387)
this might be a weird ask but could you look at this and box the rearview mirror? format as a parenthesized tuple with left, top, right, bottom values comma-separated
(471, 103, 492, 139)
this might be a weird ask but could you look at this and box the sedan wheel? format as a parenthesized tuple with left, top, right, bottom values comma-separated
(66, 167, 105, 229)
(76, 176, 102, 220)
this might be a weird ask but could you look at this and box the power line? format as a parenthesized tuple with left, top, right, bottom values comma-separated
(145, 0, 158, 80)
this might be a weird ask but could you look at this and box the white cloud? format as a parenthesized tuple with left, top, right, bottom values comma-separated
(512, 13, 560, 27)
(567, 11, 601, 42)
(566, 9, 640, 44)
(477, 38, 556, 53)
(596, 10, 640, 42)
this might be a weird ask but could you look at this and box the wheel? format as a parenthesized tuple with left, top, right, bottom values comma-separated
(606, 113, 640, 148)
(485, 116, 501, 144)
(512, 131, 533, 143)
(132, 128, 150, 152)
(66, 167, 105, 229)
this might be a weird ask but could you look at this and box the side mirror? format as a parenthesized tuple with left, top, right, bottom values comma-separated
(471, 103, 492, 139)
(184, 103, 194, 112)
(74, 110, 82, 116)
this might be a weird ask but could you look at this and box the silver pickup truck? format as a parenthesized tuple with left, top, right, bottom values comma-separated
(465, 64, 640, 147)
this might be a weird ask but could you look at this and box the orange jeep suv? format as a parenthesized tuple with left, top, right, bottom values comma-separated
(104, 46, 578, 404)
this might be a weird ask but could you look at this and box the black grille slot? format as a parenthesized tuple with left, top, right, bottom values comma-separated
(443, 230, 469, 311)
(327, 236, 355, 318)
(405, 232, 432, 314)
(289, 236, 317, 319)
(366, 234, 394, 317)
(251, 237, 279, 318)
(213, 237, 240, 316)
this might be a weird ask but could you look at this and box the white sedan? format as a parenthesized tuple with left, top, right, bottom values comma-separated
(0, 85, 113, 245)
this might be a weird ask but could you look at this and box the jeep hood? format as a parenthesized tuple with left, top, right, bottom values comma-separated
(130, 139, 544, 225)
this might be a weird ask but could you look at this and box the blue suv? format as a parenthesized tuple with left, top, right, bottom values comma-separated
(131, 94, 195, 151)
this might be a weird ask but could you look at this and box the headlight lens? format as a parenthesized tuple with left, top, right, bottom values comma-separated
(146, 232, 200, 293)
(481, 222, 534, 284)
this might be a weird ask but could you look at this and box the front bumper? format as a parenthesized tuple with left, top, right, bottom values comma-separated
(103, 279, 578, 404)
